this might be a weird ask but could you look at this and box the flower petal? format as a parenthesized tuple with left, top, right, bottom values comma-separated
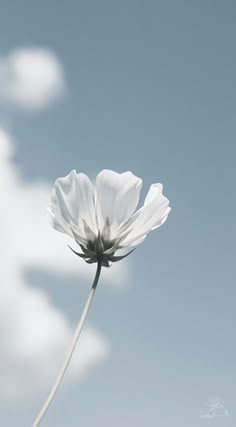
(49, 170, 97, 238)
(96, 170, 142, 234)
(48, 203, 74, 237)
(119, 183, 171, 247)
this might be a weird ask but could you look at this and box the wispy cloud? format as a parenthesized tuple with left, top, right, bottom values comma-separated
(0, 129, 113, 400)
(0, 48, 65, 110)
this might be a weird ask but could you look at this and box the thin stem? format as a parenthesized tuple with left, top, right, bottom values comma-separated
(32, 260, 102, 427)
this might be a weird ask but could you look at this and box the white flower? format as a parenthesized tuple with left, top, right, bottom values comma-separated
(48, 169, 171, 267)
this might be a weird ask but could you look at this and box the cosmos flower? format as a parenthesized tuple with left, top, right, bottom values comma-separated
(33, 168, 171, 427)
(49, 169, 171, 267)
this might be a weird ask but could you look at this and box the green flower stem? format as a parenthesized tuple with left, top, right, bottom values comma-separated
(32, 260, 103, 427)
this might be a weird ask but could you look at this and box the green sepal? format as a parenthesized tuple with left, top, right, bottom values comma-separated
(109, 249, 135, 262)
(68, 245, 90, 259)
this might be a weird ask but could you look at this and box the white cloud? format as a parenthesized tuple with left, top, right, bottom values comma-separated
(0, 129, 129, 400)
(0, 48, 65, 110)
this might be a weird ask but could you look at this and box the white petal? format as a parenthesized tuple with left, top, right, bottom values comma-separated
(119, 183, 170, 247)
(48, 202, 74, 238)
(73, 173, 97, 235)
(49, 170, 96, 238)
(96, 170, 142, 233)
(144, 183, 163, 204)
(124, 234, 147, 247)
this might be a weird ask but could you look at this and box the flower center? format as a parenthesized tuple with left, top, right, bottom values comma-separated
(87, 234, 116, 255)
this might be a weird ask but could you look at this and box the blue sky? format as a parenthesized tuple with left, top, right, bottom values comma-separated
(0, 1, 235, 426)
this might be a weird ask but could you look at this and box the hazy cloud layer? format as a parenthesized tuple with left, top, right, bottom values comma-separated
(0, 48, 65, 110)
(0, 129, 112, 400)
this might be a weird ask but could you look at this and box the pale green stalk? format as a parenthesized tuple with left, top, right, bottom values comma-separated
(32, 260, 102, 427)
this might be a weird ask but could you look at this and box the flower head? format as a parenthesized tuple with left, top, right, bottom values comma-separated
(49, 169, 171, 267)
